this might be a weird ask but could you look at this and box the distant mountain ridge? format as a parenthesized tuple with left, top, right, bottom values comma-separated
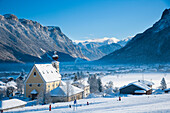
(98, 8, 170, 64)
(0, 14, 88, 63)
(74, 37, 131, 60)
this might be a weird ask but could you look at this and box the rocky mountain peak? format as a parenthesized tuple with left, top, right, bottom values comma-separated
(19, 19, 34, 25)
(161, 8, 170, 19)
(0, 14, 88, 63)
(48, 26, 62, 33)
(0, 15, 5, 20)
(3, 14, 18, 21)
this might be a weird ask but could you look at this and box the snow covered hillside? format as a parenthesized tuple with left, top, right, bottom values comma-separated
(6, 94, 170, 113)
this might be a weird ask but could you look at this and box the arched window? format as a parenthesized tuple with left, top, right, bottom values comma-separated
(34, 72, 36, 77)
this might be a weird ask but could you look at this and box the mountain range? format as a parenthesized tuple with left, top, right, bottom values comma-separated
(0, 8, 169, 64)
(98, 8, 170, 64)
(0, 14, 88, 63)
(74, 37, 131, 60)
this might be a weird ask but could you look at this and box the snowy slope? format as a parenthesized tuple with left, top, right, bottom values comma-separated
(6, 94, 170, 113)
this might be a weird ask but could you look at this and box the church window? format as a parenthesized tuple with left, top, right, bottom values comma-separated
(34, 72, 36, 77)
(29, 84, 32, 87)
(38, 84, 41, 87)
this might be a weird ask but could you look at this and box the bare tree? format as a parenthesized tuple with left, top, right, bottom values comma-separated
(37, 88, 44, 105)
(0, 88, 7, 98)
(66, 81, 74, 101)
(6, 86, 16, 97)
(45, 91, 52, 104)
(16, 79, 24, 95)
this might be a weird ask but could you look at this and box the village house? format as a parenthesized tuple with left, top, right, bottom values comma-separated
(120, 80, 154, 95)
(72, 80, 90, 98)
(50, 82, 84, 102)
(0, 99, 27, 112)
(24, 52, 61, 100)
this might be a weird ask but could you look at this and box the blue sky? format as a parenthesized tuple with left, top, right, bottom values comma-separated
(0, 0, 170, 40)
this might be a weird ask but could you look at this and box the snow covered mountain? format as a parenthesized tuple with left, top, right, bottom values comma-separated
(117, 36, 133, 46)
(74, 37, 130, 60)
(98, 8, 170, 64)
(0, 14, 88, 63)
(74, 37, 120, 46)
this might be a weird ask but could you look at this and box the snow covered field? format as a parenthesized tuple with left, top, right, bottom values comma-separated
(3, 73, 170, 113)
(101, 73, 170, 89)
(6, 94, 170, 113)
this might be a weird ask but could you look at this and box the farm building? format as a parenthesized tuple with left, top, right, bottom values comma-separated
(120, 80, 153, 95)
(72, 80, 90, 98)
(50, 83, 84, 102)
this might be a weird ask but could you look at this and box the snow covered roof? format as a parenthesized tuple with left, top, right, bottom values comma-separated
(133, 82, 151, 91)
(31, 89, 38, 94)
(52, 54, 58, 58)
(6, 81, 17, 89)
(0, 99, 27, 110)
(60, 81, 66, 86)
(72, 80, 89, 89)
(134, 90, 146, 93)
(50, 84, 83, 97)
(138, 80, 154, 86)
(120, 81, 151, 91)
(35, 64, 61, 82)
(164, 88, 170, 91)
(0, 81, 5, 86)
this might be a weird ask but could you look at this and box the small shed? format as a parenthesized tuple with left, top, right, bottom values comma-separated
(0, 99, 27, 111)
(120, 81, 152, 95)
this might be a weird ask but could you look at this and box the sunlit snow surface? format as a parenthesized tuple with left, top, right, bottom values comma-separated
(101, 73, 170, 89)
(6, 94, 170, 113)
(4, 73, 170, 113)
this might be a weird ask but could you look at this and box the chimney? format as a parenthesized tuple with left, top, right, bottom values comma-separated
(52, 51, 59, 73)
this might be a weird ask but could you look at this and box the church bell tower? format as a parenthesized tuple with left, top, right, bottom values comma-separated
(52, 51, 59, 73)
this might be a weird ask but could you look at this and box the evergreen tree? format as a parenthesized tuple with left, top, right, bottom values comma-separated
(88, 74, 98, 93)
(98, 77, 103, 92)
(74, 74, 78, 82)
(161, 77, 167, 90)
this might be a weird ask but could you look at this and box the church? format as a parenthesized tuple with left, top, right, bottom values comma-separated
(24, 52, 61, 100)
(24, 52, 87, 102)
